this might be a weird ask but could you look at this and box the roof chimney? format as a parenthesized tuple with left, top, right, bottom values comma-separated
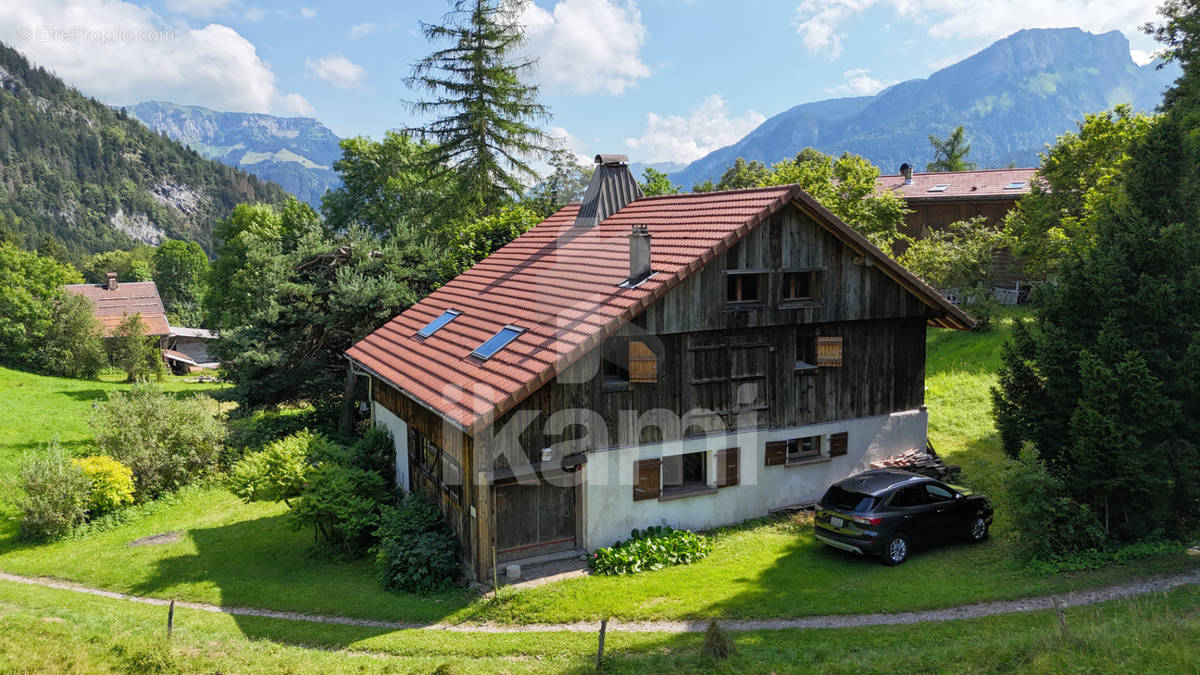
(900, 163, 913, 184)
(628, 225, 652, 284)
(573, 154, 644, 228)
(105, 272, 118, 291)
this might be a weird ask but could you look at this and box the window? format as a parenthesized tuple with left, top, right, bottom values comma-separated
(715, 448, 739, 488)
(796, 336, 818, 374)
(471, 325, 525, 360)
(816, 336, 843, 367)
(889, 485, 926, 508)
(925, 483, 956, 502)
(604, 339, 658, 392)
(829, 431, 849, 457)
(928, 184, 950, 192)
(765, 435, 824, 466)
(662, 451, 707, 494)
(416, 309, 460, 338)
(782, 271, 819, 303)
(726, 273, 763, 304)
(820, 485, 878, 512)
(1004, 181, 1027, 190)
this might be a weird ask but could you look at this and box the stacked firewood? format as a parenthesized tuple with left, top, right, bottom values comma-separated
(870, 443, 960, 480)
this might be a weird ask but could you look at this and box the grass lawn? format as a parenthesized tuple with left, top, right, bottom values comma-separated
(0, 313, 1195, 627)
(0, 366, 224, 491)
(1, 573, 1198, 673)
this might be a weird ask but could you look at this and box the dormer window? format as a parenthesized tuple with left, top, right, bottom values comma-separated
(416, 309, 461, 338)
(471, 325, 525, 360)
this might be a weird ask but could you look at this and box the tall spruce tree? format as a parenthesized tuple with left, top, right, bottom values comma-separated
(992, 0, 1200, 543)
(926, 126, 977, 172)
(407, 0, 553, 216)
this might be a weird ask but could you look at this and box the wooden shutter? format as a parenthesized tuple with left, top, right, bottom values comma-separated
(816, 336, 843, 367)
(764, 441, 788, 466)
(628, 340, 657, 383)
(633, 458, 662, 501)
(829, 432, 849, 457)
(716, 448, 739, 487)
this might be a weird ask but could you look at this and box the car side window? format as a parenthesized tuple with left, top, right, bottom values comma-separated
(889, 486, 926, 507)
(925, 484, 955, 502)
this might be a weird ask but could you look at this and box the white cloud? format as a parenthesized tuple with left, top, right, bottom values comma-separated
(827, 68, 894, 96)
(349, 21, 375, 38)
(164, 0, 235, 18)
(623, 94, 766, 164)
(305, 53, 366, 90)
(520, 0, 650, 95)
(243, 7, 265, 21)
(300, 7, 316, 19)
(0, 0, 311, 114)
(547, 125, 592, 164)
(795, 0, 1159, 60)
(1130, 49, 1156, 66)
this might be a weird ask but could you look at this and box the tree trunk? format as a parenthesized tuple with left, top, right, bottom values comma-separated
(340, 365, 360, 436)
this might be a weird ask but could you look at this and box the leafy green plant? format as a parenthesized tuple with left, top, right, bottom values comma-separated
(227, 430, 328, 505)
(72, 455, 135, 513)
(290, 461, 388, 558)
(1002, 447, 1105, 559)
(588, 525, 712, 575)
(16, 442, 92, 540)
(90, 384, 225, 500)
(374, 493, 460, 593)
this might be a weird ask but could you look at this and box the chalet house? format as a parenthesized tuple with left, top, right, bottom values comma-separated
(346, 155, 972, 579)
(877, 165, 1036, 290)
(63, 274, 217, 374)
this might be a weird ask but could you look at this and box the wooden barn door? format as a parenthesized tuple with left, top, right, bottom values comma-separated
(494, 475, 577, 561)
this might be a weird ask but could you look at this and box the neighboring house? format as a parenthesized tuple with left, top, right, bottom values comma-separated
(64, 274, 171, 339)
(64, 273, 218, 374)
(347, 155, 973, 580)
(877, 166, 1036, 289)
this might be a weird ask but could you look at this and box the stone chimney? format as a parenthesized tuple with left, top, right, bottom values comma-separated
(573, 154, 644, 229)
(105, 272, 118, 291)
(629, 225, 652, 283)
(900, 163, 913, 184)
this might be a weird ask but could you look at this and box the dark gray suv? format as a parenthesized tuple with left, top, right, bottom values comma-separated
(813, 468, 994, 565)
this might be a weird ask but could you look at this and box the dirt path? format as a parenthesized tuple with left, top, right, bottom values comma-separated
(2, 569, 1198, 633)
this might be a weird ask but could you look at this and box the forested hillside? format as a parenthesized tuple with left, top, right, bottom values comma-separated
(0, 43, 289, 255)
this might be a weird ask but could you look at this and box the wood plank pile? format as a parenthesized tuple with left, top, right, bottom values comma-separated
(870, 445, 960, 480)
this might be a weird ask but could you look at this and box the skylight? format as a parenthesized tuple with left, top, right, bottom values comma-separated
(471, 325, 525, 360)
(928, 184, 951, 192)
(416, 309, 461, 338)
(1004, 181, 1027, 190)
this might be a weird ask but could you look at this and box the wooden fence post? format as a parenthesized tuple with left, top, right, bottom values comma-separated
(1052, 597, 1070, 641)
(596, 618, 608, 670)
(167, 599, 175, 639)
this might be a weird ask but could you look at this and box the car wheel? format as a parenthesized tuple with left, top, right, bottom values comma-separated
(881, 534, 909, 566)
(967, 515, 989, 543)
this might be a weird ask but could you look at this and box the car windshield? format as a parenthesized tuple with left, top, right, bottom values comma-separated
(821, 485, 878, 512)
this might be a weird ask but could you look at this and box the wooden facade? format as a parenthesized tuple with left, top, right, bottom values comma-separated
(371, 200, 946, 579)
(899, 197, 1024, 286)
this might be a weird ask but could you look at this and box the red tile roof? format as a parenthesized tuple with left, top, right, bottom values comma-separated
(347, 186, 972, 432)
(63, 281, 171, 336)
(877, 167, 1037, 200)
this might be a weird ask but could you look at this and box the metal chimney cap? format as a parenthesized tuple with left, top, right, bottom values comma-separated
(594, 154, 630, 166)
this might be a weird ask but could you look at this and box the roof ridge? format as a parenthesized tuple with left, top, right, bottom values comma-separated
(878, 167, 1037, 179)
(636, 184, 796, 200)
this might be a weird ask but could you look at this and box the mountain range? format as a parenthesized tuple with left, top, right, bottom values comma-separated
(130, 101, 343, 208)
(0, 42, 289, 254)
(670, 28, 1179, 188)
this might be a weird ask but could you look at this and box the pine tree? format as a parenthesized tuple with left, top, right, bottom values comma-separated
(407, 0, 553, 216)
(926, 126, 977, 172)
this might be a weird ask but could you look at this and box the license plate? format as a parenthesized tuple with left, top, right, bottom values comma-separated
(830, 516, 844, 528)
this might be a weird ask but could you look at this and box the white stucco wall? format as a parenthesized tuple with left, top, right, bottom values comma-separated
(373, 401, 410, 491)
(582, 408, 928, 550)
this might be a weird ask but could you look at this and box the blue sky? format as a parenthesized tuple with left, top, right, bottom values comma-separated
(0, 0, 1164, 167)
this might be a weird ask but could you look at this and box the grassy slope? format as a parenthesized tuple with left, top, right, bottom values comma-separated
(0, 318, 1195, 626)
(1, 576, 1198, 673)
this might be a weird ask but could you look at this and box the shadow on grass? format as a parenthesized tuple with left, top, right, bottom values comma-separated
(126, 512, 474, 644)
(56, 389, 111, 402)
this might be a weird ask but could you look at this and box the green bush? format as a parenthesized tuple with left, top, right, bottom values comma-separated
(1003, 447, 1105, 559)
(374, 493, 460, 593)
(16, 443, 92, 540)
(72, 455, 135, 513)
(290, 461, 388, 558)
(227, 430, 333, 505)
(90, 384, 225, 501)
(1028, 539, 1187, 575)
(589, 525, 712, 575)
(224, 406, 328, 461)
